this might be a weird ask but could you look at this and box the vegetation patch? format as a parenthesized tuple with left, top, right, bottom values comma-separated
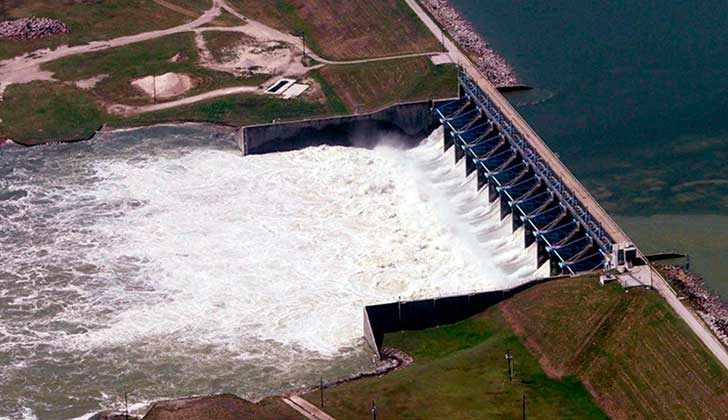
(0, 81, 102, 144)
(319, 57, 457, 112)
(304, 306, 607, 419)
(114, 93, 337, 129)
(0, 0, 209, 60)
(501, 277, 728, 419)
(226, 0, 442, 60)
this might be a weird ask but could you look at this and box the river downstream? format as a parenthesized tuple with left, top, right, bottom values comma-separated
(0, 126, 545, 420)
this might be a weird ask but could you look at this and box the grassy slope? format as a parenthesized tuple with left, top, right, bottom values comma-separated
(319, 57, 457, 112)
(305, 307, 607, 420)
(0, 81, 103, 144)
(0, 0, 210, 60)
(115, 92, 337, 129)
(43, 32, 266, 106)
(501, 277, 728, 419)
(226, 0, 442, 60)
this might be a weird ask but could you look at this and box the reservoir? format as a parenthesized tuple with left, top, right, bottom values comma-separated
(451, 0, 728, 296)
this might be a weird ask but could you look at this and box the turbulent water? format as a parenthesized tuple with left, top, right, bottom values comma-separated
(0, 125, 545, 420)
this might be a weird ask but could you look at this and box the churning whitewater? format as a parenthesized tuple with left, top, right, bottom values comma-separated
(0, 126, 545, 420)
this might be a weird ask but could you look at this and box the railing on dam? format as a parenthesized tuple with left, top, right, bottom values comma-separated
(433, 73, 636, 275)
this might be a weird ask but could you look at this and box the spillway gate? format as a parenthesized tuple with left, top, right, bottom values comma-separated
(435, 74, 635, 276)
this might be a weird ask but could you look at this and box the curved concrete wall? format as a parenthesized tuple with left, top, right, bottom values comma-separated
(236, 100, 451, 155)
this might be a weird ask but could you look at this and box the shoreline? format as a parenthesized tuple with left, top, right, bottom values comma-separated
(417, 0, 520, 87)
(89, 348, 413, 420)
(658, 264, 728, 348)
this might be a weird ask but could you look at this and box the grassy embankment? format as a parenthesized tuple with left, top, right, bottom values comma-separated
(0, 0, 211, 60)
(306, 277, 728, 419)
(226, 0, 443, 60)
(305, 296, 608, 419)
(0, 0, 455, 144)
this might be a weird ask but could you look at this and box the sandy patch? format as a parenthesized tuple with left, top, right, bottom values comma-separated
(74, 74, 109, 90)
(197, 29, 308, 77)
(131, 72, 193, 99)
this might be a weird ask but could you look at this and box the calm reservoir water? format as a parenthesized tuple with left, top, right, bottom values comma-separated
(452, 0, 728, 295)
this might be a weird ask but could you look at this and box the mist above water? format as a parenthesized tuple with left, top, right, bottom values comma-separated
(0, 126, 542, 420)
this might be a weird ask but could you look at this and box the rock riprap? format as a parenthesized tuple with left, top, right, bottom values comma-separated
(0, 17, 69, 40)
(420, 0, 519, 87)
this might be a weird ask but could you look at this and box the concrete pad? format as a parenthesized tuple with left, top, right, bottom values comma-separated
(430, 53, 453, 65)
(618, 265, 654, 288)
(281, 83, 309, 99)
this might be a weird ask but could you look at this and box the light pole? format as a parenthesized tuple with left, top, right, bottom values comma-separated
(505, 349, 513, 382)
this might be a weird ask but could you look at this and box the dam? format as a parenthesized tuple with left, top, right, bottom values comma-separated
(240, 71, 642, 279)
(435, 73, 639, 275)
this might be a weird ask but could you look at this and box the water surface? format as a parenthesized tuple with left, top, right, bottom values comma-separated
(452, 0, 728, 294)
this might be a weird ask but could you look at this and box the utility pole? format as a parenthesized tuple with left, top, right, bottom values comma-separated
(371, 399, 377, 420)
(124, 392, 129, 420)
(320, 377, 324, 408)
(152, 75, 157, 104)
(522, 395, 526, 420)
(505, 349, 513, 382)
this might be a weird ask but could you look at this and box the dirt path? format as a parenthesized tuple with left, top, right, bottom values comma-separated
(0, 0, 224, 97)
(109, 83, 262, 115)
(0, 0, 443, 111)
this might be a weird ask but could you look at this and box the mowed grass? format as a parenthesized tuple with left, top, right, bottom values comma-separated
(226, 0, 442, 60)
(0, 0, 211, 60)
(319, 58, 458, 112)
(42, 33, 267, 106)
(501, 277, 728, 419)
(115, 91, 338, 129)
(0, 81, 103, 144)
(304, 307, 608, 420)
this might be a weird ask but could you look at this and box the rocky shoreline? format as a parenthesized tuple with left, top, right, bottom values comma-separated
(658, 264, 728, 347)
(418, 0, 519, 87)
(0, 17, 69, 40)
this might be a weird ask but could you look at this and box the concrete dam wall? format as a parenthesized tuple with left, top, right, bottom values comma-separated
(363, 277, 559, 357)
(236, 100, 448, 155)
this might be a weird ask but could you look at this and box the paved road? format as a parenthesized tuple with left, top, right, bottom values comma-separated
(403, 0, 728, 371)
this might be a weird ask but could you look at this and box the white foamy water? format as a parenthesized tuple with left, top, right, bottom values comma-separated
(0, 126, 546, 420)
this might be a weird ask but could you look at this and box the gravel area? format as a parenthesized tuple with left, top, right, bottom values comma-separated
(659, 264, 728, 347)
(0, 17, 69, 40)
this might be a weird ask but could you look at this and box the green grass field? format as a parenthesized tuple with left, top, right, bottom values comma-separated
(301, 277, 728, 419)
(304, 306, 607, 419)
(319, 57, 458, 112)
(0, 81, 103, 144)
(226, 0, 442, 60)
(502, 277, 728, 419)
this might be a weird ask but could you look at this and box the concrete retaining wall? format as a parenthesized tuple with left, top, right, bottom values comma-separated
(235, 100, 452, 155)
(363, 277, 561, 358)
